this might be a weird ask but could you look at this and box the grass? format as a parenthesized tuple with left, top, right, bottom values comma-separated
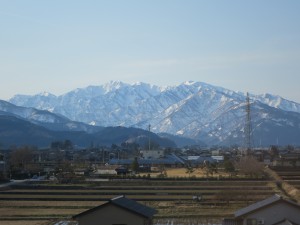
(265, 167, 300, 202)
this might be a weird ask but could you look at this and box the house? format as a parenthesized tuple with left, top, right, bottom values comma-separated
(273, 152, 300, 167)
(185, 156, 217, 166)
(93, 165, 119, 175)
(109, 154, 185, 168)
(140, 149, 164, 159)
(115, 166, 129, 175)
(73, 195, 157, 225)
(223, 194, 300, 225)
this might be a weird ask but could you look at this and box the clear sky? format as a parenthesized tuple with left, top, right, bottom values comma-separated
(0, 0, 300, 102)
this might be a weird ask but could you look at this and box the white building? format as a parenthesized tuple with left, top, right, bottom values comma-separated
(140, 149, 164, 159)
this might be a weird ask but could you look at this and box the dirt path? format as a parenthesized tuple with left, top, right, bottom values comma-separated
(264, 167, 300, 202)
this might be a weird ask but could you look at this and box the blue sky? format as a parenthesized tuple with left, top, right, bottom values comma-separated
(0, 0, 300, 102)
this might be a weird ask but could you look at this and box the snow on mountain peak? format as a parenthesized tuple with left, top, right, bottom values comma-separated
(40, 91, 49, 97)
(7, 80, 300, 146)
(103, 80, 127, 93)
(254, 93, 300, 113)
(183, 81, 197, 85)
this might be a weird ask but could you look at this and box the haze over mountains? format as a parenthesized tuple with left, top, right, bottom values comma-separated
(0, 100, 176, 148)
(2, 81, 300, 147)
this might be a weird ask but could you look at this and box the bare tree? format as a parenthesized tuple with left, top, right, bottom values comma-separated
(185, 164, 195, 178)
(202, 161, 218, 178)
(10, 147, 33, 172)
(8, 146, 36, 178)
(235, 156, 264, 177)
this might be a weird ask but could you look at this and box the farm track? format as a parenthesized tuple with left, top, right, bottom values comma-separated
(271, 167, 300, 191)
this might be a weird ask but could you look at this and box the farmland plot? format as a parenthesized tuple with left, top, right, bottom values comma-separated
(0, 179, 280, 224)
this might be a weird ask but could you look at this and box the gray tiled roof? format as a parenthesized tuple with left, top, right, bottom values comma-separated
(111, 195, 157, 218)
(272, 219, 300, 225)
(235, 194, 300, 218)
(235, 194, 281, 217)
(73, 195, 157, 219)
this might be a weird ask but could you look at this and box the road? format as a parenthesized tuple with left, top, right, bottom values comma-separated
(0, 179, 27, 189)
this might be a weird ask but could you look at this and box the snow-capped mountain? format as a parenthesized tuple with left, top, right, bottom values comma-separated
(0, 100, 103, 133)
(9, 81, 300, 146)
(254, 93, 300, 114)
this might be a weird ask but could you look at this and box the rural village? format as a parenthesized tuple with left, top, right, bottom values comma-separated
(1, 0, 300, 224)
(0, 142, 300, 225)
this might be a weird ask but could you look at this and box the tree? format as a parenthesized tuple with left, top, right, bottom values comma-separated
(203, 161, 218, 177)
(111, 144, 119, 150)
(235, 156, 264, 178)
(131, 157, 139, 173)
(185, 164, 195, 178)
(51, 140, 73, 150)
(55, 160, 76, 184)
(51, 141, 61, 150)
(0, 153, 5, 180)
(202, 160, 218, 177)
(9, 146, 34, 178)
(287, 145, 294, 151)
(209, 162, 218, 176)
(155, 165, 167, 178)
(269, 145, 279, 160)
(223, 160, 235, 176)
(63, 140, 73, 150)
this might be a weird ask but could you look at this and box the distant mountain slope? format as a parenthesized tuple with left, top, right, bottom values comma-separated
(0, 100, 103, 133)
(9, 81, 300, 146)
(0, 115, 175, 148)
(158, 133, 206, 147)
(194, 101, 300, 147)
(94, 126, 176, 148)
(0, 115, 69, 147)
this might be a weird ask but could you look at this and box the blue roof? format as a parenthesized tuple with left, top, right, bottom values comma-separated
(183, 156, 217, 163)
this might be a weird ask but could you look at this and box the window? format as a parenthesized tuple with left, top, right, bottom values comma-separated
(247, 219, 257, 225)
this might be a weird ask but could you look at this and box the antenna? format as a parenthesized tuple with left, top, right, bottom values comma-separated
(245, 92, 253, 152)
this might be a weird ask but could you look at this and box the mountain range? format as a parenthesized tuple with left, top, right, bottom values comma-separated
(0, 100, 176, 148)
(3, 81, 300, 147)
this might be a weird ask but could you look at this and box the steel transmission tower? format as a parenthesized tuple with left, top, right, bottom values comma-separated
(245, 92, 253, 151)
(148, 124, 151, 151)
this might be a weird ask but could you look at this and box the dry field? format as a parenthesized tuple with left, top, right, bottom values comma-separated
(139, 168, 229, 178)
(0, 221, 50, 225)
(0, 169, 283, 225)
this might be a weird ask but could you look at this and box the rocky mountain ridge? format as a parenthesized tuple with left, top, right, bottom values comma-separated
(8, 81, 300, 146)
